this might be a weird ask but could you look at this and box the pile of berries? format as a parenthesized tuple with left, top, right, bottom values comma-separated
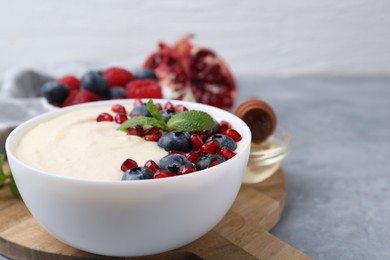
(96, 100, 242, 180)
(41, 67, 162, 107)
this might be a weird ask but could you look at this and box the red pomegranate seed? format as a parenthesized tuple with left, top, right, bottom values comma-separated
(111, 104, 127, 114)
(120, 158, 138, 172)
(134, 98, 143, 106)
(144, 160, 160, 172)
(190, 134, 204, 150)
(202, 140, 221, 154)
(154, 170, 175, 179)
(218, 147, 237, 160)
(127, 126, 144, 136)
(168, 150, 187, 157)
(219, 120, 231, 133)
(177, 165, 197, 175)
(174, 104, 188, 112)
(155, 102, 163, 111)
(208, 161, 222, 168)
(222, 129, 242, 142)
(143, 127, 162, 142)
(187, 149, 202, 163)
(115, 113, 128, 124)
(164, 101, 174, 110)
(96, 112, 114, 122)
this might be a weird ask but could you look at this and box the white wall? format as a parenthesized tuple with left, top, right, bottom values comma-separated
(1, 0, 389, 76)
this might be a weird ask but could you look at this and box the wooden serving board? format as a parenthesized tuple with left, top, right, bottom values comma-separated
(0, 169, 311, 259)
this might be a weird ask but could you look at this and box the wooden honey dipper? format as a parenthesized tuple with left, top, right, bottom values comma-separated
(234, 98, 277, 143)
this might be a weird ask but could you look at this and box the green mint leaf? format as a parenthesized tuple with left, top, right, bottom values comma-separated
(119, 116, 166, 131)
(0, 154, 5, 187)
(0, 153, 20, 198)
(167, 110, 215, 132)
(146, 99, 166, 126)
(0, 153, 5, 177)
(9, 174, 20, 198)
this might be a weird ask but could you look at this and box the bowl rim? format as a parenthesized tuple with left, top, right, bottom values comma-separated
(6, 99, 252, 185)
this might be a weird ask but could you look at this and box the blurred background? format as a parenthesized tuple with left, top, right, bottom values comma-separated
(0, 0, 389, 76)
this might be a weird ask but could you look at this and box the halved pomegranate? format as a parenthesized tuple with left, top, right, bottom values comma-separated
(143, 35, 237, 110)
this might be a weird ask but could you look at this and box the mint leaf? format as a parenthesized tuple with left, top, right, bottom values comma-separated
(0, 153, 20, 198)
(9, 174, 20, 198)
(146, 99, 165, 126)
(0, 154, 5, 187)
(167, 110, 215, 132)
(119, 116, 166, 131)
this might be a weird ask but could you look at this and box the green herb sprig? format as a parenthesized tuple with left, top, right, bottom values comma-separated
(119, 99, 215, 133)
(0, 153, 20, 198)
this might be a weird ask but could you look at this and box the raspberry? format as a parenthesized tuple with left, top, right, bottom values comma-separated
(125, 80, 162, 99)
(58, 75, 80, 90)
(102, 67, 134, 88)
(62, 90, 101, 107)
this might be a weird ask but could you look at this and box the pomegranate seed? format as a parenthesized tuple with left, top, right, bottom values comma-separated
(111, 104, 127, 114)
(187, 149, 202, 163)
(143, 127, 162, 142)
(222, 129, 242, 142)
(96, 112, 113, 122)
(127, 126, 143, 136)
(218, 147, 237, 160)
(164, 101, 174, 110)
(120, 158, 138, 172)
(208, 161, 221, 168)
(219, 120, 231, 133)
(134, 98, 143, 106)
(174, 104, 188, 112)
(190, 134, 204, 150)
(202, 140, 221, 154)
(154, 170, 175, 179)
(144, 160, 160, 172)
(115, 113, 128, 124)
(177, 165, 197, 175)
(168, 150, 187, 157)
(155, 102, 163, 111)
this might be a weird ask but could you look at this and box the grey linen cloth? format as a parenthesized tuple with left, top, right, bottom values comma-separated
(0, 69, 55, 153)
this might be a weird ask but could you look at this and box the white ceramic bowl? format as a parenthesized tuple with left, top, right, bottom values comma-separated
(5, 99, 251, 257)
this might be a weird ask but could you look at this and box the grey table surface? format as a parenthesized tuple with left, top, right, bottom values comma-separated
(1, 75, 390, 259)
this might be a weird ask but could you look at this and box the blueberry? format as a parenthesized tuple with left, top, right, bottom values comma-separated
(159, 109, 176, 123)
(122, 167, 154, 181)
(81, 71, 109, 98)
(207, 134, 237, 151)
(129, 103, 151, 117)
(41, 81, 69, 104)
(158, 131, 192, 152)
(108, 87, 126, 99)
(158, 154, 193, 174)
(212, 121, 220, 134)
(134, 68, 158, 81)
(195, 154, 226, 170)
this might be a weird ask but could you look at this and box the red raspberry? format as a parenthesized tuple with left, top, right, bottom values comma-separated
(62, 90, 102, 107)
(102, 67, 134, 88)
(58, 75, 80, 90)
(126, 80, 162, 99)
